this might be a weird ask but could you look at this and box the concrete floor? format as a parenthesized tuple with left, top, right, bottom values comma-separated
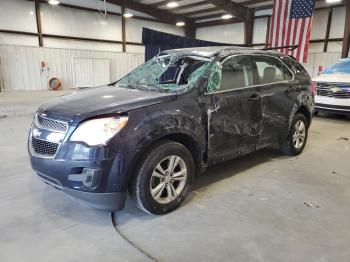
(0, 91, 349, 262)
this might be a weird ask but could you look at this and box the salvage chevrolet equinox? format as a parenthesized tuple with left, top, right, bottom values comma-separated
(29, 47, 315, 214)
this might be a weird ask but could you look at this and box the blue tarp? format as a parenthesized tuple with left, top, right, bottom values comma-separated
(142, 27, 242, 61)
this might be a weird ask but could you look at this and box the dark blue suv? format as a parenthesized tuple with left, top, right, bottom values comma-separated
(29, 47, 314, 214)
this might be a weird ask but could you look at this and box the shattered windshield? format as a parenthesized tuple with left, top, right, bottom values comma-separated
(115, 53, 221, 93)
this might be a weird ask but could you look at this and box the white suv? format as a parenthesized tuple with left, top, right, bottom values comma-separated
(314, 58, 350, 116)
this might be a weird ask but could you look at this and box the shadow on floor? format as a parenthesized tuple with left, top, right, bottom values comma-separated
(118, 146, 285, 222)
(193, 147, 282, 191)
(315, 113, 350, 122)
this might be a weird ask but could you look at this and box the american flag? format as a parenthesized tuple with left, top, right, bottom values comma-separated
(269, 0, 316, 63)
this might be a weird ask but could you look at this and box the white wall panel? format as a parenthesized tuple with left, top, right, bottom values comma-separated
(310, 10, 328, 40)
(43, 38, 123, 52)
(74, 58, 110, 87)
(59, 0, 121, 13)
(327, 41, 343, 52)
(127, 45, 146, 54)
(303, 52, 341, 77)
(253, 18, 268, 44)
(196, 23, 245, 44)
(57, 0, 155, 19)
(0, 45, 144, 91)
(0, 33, 38, 47)
(126, 19, 184, 43)
(308, 43, 324, 53)
(40, 4, 122, 41)
(0, 0, 37, 33)
(329, 7, 346, 39)
(255, 9, 272, 16)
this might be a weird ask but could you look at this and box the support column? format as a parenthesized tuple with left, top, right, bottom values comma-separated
(265, 16, 271, 48)
(341, 0, 350, 58)
(185, 18, 196, 39)
(34, 0, 43, 47)
(244, 10, 254, 47)
(121, 2, 126, 52)
(323, 8, 333, 53)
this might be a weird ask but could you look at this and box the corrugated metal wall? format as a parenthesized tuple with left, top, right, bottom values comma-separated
(304, 52, 342, 77)
(0, 45, 144, 91)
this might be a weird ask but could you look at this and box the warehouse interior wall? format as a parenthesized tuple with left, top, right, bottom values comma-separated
(195, 7, 346, 53)
(0, 45, 144, 91)
(0, 0, 349, 90)
(195, 7, 348, 77)
(0, 0, 184, 90)
(0, 0, 183, 53)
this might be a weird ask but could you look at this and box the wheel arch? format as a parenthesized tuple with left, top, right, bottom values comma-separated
(296, 105, 312, 127)
(125, 132, 204, 190)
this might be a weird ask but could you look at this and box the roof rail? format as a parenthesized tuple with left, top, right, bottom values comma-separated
(263, 45, 299, 51)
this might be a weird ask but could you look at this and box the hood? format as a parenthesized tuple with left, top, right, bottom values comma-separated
(38, 86, 177, 124)
(313, 73, 350, 83)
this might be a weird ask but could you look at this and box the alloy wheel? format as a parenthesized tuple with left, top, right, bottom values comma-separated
(293, 120, 306, 149)
(150, 155, 188, 204)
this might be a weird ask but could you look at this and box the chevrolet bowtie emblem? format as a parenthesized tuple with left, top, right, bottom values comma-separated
(330, 86, 342, 93)
(32, 128, 42, 138)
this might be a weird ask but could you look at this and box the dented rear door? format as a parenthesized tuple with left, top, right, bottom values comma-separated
(251, 55, 295, 146)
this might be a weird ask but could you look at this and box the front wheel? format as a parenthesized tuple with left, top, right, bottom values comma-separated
(129, 140, 195, 215)
(279, 113, 309, 156)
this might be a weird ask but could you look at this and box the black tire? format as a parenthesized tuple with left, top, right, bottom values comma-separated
(129, 140, 195, 215)
(279, 113, 309, 156)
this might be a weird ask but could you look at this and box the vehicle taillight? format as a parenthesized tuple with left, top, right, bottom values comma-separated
(312, 81, 317, 96)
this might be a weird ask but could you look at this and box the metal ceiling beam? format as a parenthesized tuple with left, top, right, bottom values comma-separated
(151, 0, 186, 8)
(255, 0, 344, 11)
(205, 0, 252, 21)
(242, 0, 271, 6)
(194, 12, 226, 20)
(196, 17, 242, 28)
(172, 2, 210, 12)
(181, 7, 222, 17)
(107, 0, 185, 24)
(26, 0, 161, 23)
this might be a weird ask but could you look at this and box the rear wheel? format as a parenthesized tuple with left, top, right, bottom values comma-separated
(279, 113, 309, 156)
(130, 140, 195, 215)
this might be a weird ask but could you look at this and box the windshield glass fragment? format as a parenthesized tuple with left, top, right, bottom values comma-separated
(115, 53, 221, 93)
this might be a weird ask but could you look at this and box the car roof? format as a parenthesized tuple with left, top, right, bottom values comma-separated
(163, 46, 285, 59)
(339, 58, 350, 62)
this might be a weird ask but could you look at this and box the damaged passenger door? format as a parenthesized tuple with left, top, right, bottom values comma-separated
(207, 55, 262, 163)
(250, 56, 295, 147)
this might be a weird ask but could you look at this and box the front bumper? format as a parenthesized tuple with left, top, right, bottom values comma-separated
(315, 96, 350, 115)
(29, 141, 129, 211)
(37, 172, 126, 211)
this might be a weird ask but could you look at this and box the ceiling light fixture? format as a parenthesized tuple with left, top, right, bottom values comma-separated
(123, 13, 134, 18)
(325, 0, 341, 3)
(167, 1, 179, 8)
(221, 14, 233, 20)
(176, 21, 185, 27)
(48, 0, 60, 5)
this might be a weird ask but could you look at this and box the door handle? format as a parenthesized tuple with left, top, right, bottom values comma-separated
(249, 93, 261, 102)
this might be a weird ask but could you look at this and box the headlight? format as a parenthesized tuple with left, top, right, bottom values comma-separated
(70, 116, 128, 146)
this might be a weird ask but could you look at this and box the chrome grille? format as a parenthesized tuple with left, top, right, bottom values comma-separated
(31, 137, 59, 156)
(36, 114, 68, 132)
(316, 82, 350, 99)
